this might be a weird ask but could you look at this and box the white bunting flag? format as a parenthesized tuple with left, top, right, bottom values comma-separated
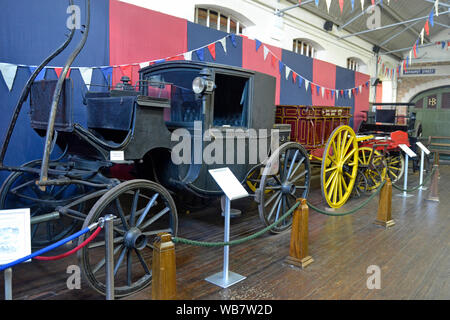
(79, 67, 93, 90)
(263, 46, 270, 61)
(326, 0, 332, 12)
(139, 61, 150, 69)
(435, 0, 439, 16)
(304, 79, 309, 92)
(420, 29, 424, 44)
(0, 62, 18, 91)
(219, 37, 227, 54)
(336, 90, 339, 99)
(285, 66, 291, 80)
(359, 85, 362, 93)
(183, 51, 193, 61)
(361, 0, 365, 11)
(409, 50, 412, 63)
(321, 87, 325, 98)
(348, 89, 352, 98)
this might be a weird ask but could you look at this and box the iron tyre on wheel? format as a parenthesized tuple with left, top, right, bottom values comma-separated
(78, 179, 178, 298)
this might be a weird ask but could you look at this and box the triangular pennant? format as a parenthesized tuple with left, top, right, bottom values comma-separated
(341, 90, 344, 98)
(442, 42, 446, 49)
(361, 0, 365, 11)
(263, 46, 269, 60)
(29, 66, 46, 81)
(339, 0, 344, 13)
(315, 0, 319, 6)
(348, 89, 352, 98)
(310, 83, 316, 95)
(424, 20, 429, 36)
(336, 90, 340, 99)
(371, 0, 375, 5)
(0, 63, 18, 91)
(413, 43, 417, 58)
(271, 54, 277, 67)
(79, 67, 94, 90)
(219, 37, 227, 54)
(207, 43, 216, 60)
(292, 72, 297, 84)
(409, 51, 412, 65)
(279, 61, 284, 74)
(285, 66, 291, 80)
(298, 77, 303, 88)
(196, 48, 205, 61)
(351, 0, 355, 11)
(304, 79, 309, 92)
(255, 39, 262, 52)
(321, 87, 325, 98)
(429, 9, 434, 27)
(155, 59, 166, 64)
(326, 0, 332, 12)
(435, 0, 439, 16)
(420, 28, 424, 44)
(380, 0, 383, 7)
(183, 51, 193, 61)
(101, 67, 113, 86)
(230, 34, 237, 47)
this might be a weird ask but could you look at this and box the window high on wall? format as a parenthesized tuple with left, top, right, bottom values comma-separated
(292, 39, 317, 58)
(195, 7, 245, 35)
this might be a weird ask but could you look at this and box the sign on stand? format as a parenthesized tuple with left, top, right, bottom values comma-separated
(397, 144, 417, 198)
(206, 167, 248, 288)
(0, 208, 31, 300)
(416, 142, 431, 190)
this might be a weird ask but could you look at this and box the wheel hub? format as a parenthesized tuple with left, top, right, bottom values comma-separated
(281, 183, 296, 194)
(124, 227, 147, 250)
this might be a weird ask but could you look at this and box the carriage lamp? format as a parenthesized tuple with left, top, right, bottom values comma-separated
(192, 68, 215, 95)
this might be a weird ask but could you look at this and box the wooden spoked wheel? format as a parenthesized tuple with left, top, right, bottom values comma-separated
(321, 125, 359, 208)
(358, 147, 387, 191)
(386, 152, 404, 183)
(258, 142, 310, 233)
(78, 179, 178, 297)
(246, 164, 264, 193)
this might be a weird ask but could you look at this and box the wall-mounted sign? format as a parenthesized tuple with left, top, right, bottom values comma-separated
(427, 95, 437, 109)
(403, 68, 436, 75)
(0, 209, 31, 265)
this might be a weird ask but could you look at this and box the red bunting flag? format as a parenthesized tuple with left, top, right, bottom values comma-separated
(424, 20, 429, 36)
(271, 54, 277, 67)
(292, 72, 297, 83)
(403, 60, 407, 72)
(413, 43, 417, 58)
(371, 0, 375, 5)
(352, 88, 356, 96)
(339, 0, 344, 13)
(310, 83, 316, 95)
(207, 43, 216, 60)
(340, 90, 344, 97)
(54, 67, 71, 79)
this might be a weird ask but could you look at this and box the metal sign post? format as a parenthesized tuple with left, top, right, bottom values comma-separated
(4, 268, 12, 300)
(397, 144, 417, 198)
(416, 142, 431, 190)
(104, 214, 116, 300)
(205, 168, 248, 288)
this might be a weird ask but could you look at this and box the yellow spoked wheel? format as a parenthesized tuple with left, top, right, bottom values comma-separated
(321, 125, 359, 208)
(358, 147, 387, 191)
(246, 164, 264, 193)
(386, 152, 404, 183)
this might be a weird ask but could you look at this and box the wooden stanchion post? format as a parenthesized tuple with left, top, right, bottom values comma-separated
(285, 198, 314, 269)
(152, 233, 176, 300)
(375, 177, 396, 228)
(426, 165, 440, 202)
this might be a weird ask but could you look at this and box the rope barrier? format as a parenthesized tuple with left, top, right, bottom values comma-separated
(307, 180, 386, 216)
(0, 224, 101, 272)
(34, 226, 102, 261)
(391, 167, 436, 192)
(173, 200, 301, 247)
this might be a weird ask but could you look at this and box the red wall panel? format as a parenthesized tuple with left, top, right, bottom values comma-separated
(242, 39, 281, 105)
(109, 0, 187, 85)
(312, 59, 336, 106)
(354, 71, 370, 130)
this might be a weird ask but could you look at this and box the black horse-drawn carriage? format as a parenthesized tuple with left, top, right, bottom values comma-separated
(0, 1, 312, 297)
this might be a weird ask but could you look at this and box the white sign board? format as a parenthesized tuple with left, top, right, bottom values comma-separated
(399, 144, 417, 158)
(0, 209, 31, 265)
(416, 142, 431, 155)
(110, 151, 125, 161)
(209, 168, 249, 201)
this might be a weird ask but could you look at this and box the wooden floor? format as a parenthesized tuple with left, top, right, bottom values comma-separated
(1, 165, 449, 300)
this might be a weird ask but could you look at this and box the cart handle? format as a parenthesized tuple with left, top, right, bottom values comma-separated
(356, 135, 374, 142)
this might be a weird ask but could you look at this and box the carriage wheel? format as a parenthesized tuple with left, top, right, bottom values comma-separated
(353, 170, 369, 198)
(258, 142, 310, 233)
(386, 152, 404, 183)
(78, 179, 178, 297)
(0, 160, 83, 248)
(358, 147, 387, 191)
(321, 125, 359, 208)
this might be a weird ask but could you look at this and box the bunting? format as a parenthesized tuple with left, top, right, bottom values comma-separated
(0, 63, 18, 91)
(79, 67, 93, 90)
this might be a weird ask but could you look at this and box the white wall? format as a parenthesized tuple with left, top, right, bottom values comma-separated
(119, 0, 402, 102)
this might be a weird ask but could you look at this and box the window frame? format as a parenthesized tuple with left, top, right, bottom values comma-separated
(195, 7, 245, 35)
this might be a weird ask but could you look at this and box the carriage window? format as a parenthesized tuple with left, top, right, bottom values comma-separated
(144, 70, 202, 124)
(213, 74, 249, 128)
